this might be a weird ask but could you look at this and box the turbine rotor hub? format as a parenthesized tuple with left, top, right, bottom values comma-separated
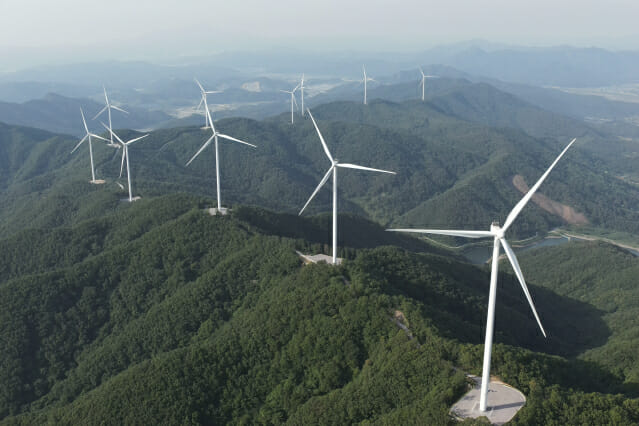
(490, 222, 504, 238)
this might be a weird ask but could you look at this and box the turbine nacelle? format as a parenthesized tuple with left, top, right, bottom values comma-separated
(490, 222, 504, 239)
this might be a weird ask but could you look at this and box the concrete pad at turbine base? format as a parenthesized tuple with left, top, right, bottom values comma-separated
(295, 251, 342, 265)
(208, 207, 229, 216)
(120, 196, 141, 202)
(450, 375, 526, 425)
(90, 179, 106, 184)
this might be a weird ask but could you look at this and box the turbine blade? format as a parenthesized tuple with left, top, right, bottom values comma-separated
(89, 133, 109, 142)
(307, 109, 333, 162)
(111, 105, 128, 114)
(205, 107, 216, 134)
(125, 134, 149, 145)
(419, 66, 425, 77)
(196, 97, 204, 111)
(387, 229, 494, 238)
(93, 106, 108, 120)
(292, 94, 299, 110)
(101, 122, 124, 145)
(299, 166, 334, 215)
(71, 134, 88, 153)
(337, 163, 396, 174)
(186, 135, 215, 166)
(502, 138, 577, 231)
(80, 108, 89, 132)
(119, 148, 126, 178)
(218, 134, 257, 148)
(500, 238, 547, 337)
(194, 78, 205, 92)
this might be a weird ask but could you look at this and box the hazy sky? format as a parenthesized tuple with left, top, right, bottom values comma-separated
(2, 0, 638, 67)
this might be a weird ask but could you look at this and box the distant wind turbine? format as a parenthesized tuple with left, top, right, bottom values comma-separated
(418, 67, 437, 101)
(102, 123, 149, 202)
(72, 108, 109, 184)
(195, 78, 222, 129)
(388, 138, 577, 412)
(186, 106, 257, 214)
(280, 83, 300, 124)
(300, 74, 306, 116)
(362, 65, 376, 105)
(299, 109, 396, 264)
(93, 86, 128, 148)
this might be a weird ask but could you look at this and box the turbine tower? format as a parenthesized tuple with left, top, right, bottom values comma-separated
(72, 108, 108, 184)
(195, 78, 221, 129)
(388, 138, 577, 412)
(299, 109, 396, 264)
(93, 86, 128, 148)
(300, 74, 306, 116)
(186, 106, 257, 214)
(280, 83, 300, 124)
(103, 124, 149, 202)
(362, 65, 375, 105)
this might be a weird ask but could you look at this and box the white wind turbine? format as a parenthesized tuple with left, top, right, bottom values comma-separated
(299, 109, 396, 264)
(93, 86, 128, 148)
(281, 83, 300, 124)
(388, 138, 576, 412)
(102, 124, 149, 202)
(362, 65, 376, 105)
(300, 73, 306, 116)
(72, 108, 109, 184)
(418, 67, 437, 101)
(195, 78, 222, 129)
(186, 106, 257, 214)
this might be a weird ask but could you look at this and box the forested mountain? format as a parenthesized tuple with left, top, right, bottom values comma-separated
(3, 84, 639, 423)
(3, 78, 639, 243)
(0, 193, 637, 424)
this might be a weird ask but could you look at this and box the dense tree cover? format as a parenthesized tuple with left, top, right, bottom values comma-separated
(518, 241, 639, 384)
(0, 192, 637, 424)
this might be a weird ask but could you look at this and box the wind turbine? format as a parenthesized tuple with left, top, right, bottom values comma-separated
(102, 124, 149, 202)
(362, 65, 376, 105)
(300, 74, 306, 116)
(299, 109, 396, 264)
(72, 108, 109, 184)
(186, 106, 257, 214)
(280, 83, 300, 124)
(388, 138, 577, 412)
(418, 67, 437, 101)
(195, 78, 222, 129)
(93, 86, 128, 148)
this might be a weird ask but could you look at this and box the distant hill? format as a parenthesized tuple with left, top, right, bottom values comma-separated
(0, 93, 172, 137)
(436, 45, 639, 87)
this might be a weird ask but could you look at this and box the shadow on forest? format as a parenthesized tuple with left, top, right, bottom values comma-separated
(234, 206, 454, 257)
